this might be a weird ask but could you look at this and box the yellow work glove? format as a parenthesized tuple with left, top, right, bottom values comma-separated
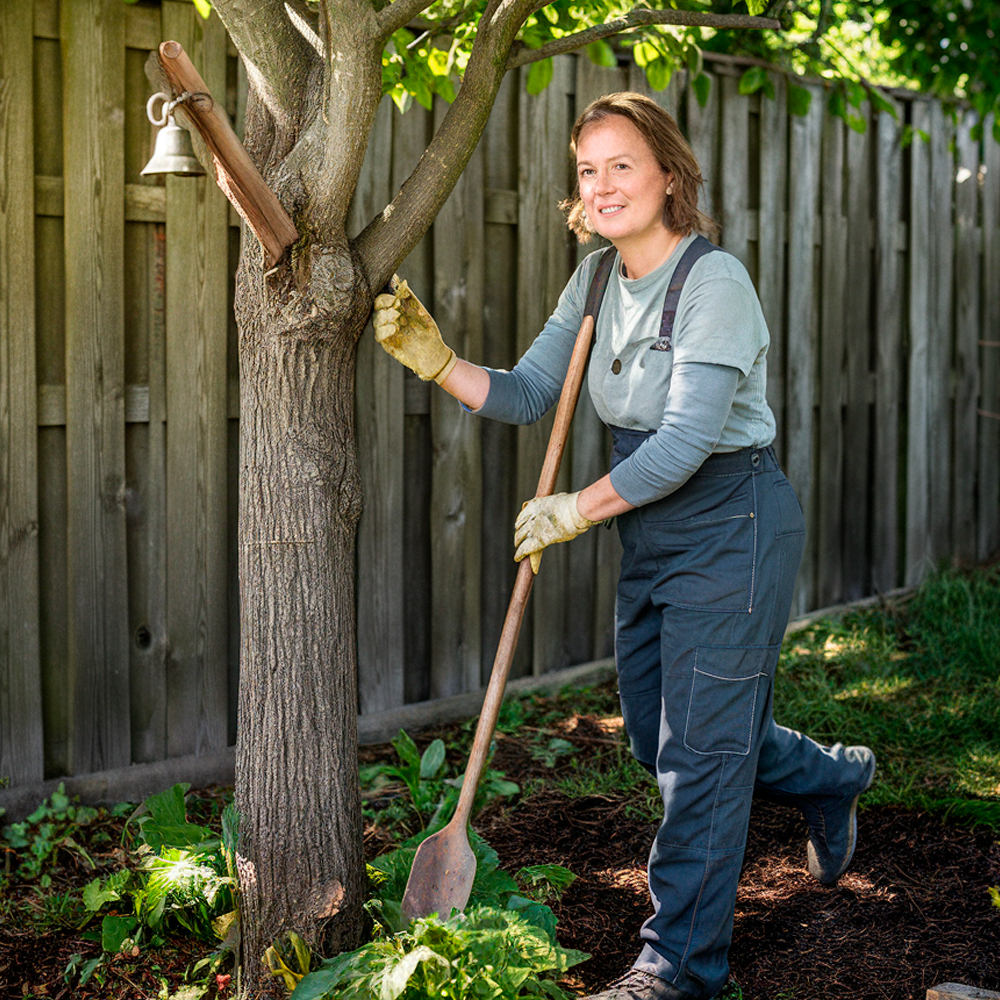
(373, 278, 458, 384)
(514, 491, 598, 574)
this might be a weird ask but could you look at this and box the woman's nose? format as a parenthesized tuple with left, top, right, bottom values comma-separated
(594, 170, 614, 194)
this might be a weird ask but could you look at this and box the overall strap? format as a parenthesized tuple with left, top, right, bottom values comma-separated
(653, 234, 722, 352)
(583, 246, 617, 321)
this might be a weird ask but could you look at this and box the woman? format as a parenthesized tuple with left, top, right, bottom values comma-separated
(373, 92, 875, 1000)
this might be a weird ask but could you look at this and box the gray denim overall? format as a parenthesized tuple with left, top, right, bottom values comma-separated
(591, 241, 866, 999)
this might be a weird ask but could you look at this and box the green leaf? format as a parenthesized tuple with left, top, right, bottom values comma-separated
(190, 0, 212, 18)
(847, 113, 867, 133)
(868, 87, 898, 120)
(419, 740, 446, 780)
(390, 86, 412, 115)
(685, 44, 704, 81)
(646, 57, 672, 93)
(526, 58, 553, 96)
(376, 945, 449, 1000)
(745, 0, 768, 14)
(83, 877, 122, 912)
(392, 731, 422, 773)
(787, 82, 812, 117)
(828, 88, 847, 121)
(993, 119, 1000, 145)
(585, 40, 617, 68)
(846, 79, 865, 109)
(738, 65, 768, 97)
(633, 41, 657, 69)
(101, 914, 139, 953)
(691, 73, 711, 108)
(291, 967, 347, 1000)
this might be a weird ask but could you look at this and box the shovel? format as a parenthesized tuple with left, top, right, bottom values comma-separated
(400, 310, 598, 921)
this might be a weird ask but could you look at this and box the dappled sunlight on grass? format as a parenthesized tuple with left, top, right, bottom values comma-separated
(833, 675, 915, 702)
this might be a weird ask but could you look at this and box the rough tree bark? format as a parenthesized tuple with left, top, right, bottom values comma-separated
(201, 0, 778, 992)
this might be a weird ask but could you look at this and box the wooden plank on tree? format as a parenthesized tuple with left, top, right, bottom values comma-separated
(927, 102, 954, 563)
(61, 0, 131, 773)
(0, 0, 44, 786)
(816, 113, 846, 608)
(872, 104, 904, 592)
(758, 73, 787, 452)
(905, 102, 933, 586)
(517, 56, 575, 677)
(429, 99, 484, 699)
(719, 75, 751, 267)
(952, 111, 980, 564)
(784, 84, 823, 615)
(352, 97, 406, 715)
(161, 2, 230, 757)
(842, 106, 873, 600)
(980, 117, 1000, 561)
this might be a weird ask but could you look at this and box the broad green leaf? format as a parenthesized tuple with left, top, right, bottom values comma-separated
(738, 65, 768, 96)
(390, 86, 412, 114)
(746, 0, 769, 14)
(633, 40, 658, 69)
(586, 39, 617, 68)
(685, 43, 704, 80)
(847, 113, 867, 133)
(376, 945, 449, 1000)
(101, 913, 139, 953)
(190, 0, 212, 18)
(846, 79, 866, 108)
(692, 73, 711, 108)
(646, 57, 672, 92)
(787, 82, 812, 117)
(392, 730, 422, 771)
(868, 87, 898, 119)
(526, 58, 553, 96)
(291, 967, 346, 1000)
(419, 739, 446, 780)
(83, 877, 121, 912)
(828, 88, 847, 120)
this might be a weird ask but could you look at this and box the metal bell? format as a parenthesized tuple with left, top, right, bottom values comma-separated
(140, 115, 206, 177)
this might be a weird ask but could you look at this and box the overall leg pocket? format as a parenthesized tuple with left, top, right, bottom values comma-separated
(684, 644, 778, 756)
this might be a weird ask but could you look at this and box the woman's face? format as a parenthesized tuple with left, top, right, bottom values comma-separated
(575, 115, 673, 249)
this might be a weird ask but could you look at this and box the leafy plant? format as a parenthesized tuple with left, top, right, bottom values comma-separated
(361, 730, 519, 837)
(284, 832, 582, 999)
(528, 739, 577, 769)
(0, 784, 100, 884)
(77, 784, 237, 969)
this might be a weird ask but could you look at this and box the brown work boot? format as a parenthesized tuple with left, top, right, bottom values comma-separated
(581, 969, 695, 1000)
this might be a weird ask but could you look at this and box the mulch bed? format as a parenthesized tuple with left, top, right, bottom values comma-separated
(3, 710, 999, 999)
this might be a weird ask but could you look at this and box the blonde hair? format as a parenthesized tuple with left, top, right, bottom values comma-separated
(560, 91, 718, 243)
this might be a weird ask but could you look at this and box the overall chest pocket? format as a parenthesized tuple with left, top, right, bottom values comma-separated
(644, 474, 757, 613)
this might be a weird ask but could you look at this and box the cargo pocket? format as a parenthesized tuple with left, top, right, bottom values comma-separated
(684, 644, 777, 756)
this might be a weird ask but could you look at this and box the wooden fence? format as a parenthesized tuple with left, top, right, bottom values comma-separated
(1, 0, 998, 795)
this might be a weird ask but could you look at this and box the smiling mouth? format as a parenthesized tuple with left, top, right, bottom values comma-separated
(599, 206, 624, 215)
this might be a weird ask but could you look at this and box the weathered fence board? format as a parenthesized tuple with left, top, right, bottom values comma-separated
(354, 98, 404, 715)
(0, 0, 44, 786)
(4, 9, 1000, 796)
(843, 108, 873, 600)
(928, 103, 956, 565)
(430, 101, 484, 699)
(981, 118, 1000, 562)
(871, 104, 904, 593)
(785, 84, 823, 614)
(61, 0, 131, 774)
(953, 112, 981, 565)
(906, 101, 933, 586)
(816, 113, 847, 608)
(161, 2, 230, 757)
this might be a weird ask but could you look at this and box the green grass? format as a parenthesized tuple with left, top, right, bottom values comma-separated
(775, 564, 1000, 826)
(497, 563, 1000, 832)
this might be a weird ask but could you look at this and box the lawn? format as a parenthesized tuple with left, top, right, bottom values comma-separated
(2, 565, 999, 1000)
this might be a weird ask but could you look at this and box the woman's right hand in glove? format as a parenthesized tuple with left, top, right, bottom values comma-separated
(373, 279, 458, 384)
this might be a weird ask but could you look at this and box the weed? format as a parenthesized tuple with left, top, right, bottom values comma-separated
(291, 835, 584, 1000)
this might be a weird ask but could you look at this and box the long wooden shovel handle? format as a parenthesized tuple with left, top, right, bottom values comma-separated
(450, 313, 597, 829)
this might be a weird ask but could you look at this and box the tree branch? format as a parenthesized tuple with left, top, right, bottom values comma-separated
(211, 0, 320, 128)
(354, 0, 539, 288)
(376, 0, 442, 39)
(507, 9, 780, 69)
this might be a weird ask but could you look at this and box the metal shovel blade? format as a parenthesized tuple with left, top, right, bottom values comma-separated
(401, 819, 476, 921)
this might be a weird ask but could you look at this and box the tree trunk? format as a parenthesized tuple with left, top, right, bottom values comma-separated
(234, 233, 372, 993)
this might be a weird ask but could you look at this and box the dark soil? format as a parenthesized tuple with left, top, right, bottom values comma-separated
(3, 707, 999, 1000)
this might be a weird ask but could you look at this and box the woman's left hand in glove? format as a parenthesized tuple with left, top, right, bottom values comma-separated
(514, 491, 598, 574)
